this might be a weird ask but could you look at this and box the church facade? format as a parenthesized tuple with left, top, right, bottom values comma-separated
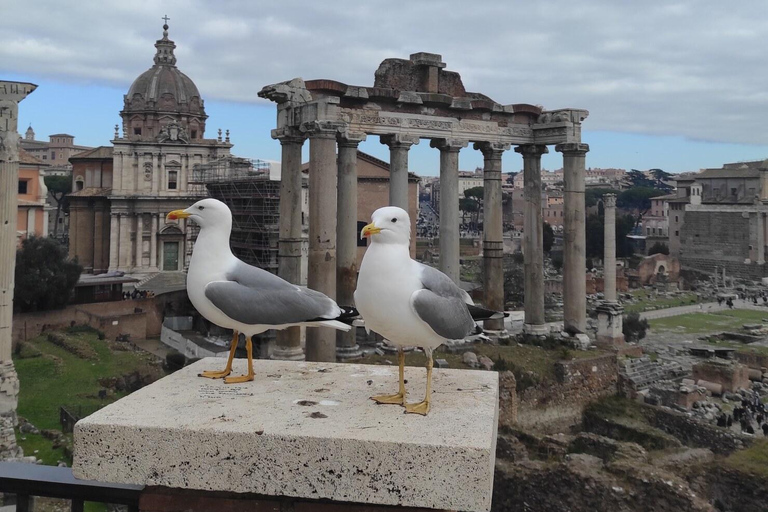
(69, 23, 232, 277)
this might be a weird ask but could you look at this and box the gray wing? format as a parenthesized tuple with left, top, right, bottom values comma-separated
(411, 264, 475, 340)
(204, 261, 340, 325)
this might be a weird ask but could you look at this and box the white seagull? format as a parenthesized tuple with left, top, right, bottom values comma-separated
(166, 198, 353, 383)
(354, 206, 503, 415)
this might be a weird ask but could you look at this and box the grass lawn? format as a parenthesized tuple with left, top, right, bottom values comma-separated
(648, 309, 768, 334)
(13, 329, 164, 464)
(623, 289, 701, 314)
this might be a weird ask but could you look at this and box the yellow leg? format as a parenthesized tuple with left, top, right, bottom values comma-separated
(199, 331, 238, 379)
(224, 336, 255, 384)
(371, 348, 405, 405)
(405, 350, 432, 415)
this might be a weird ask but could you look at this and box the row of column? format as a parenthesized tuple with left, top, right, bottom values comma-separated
(109, 212, 161, 272)
(272, 127, 590, 361)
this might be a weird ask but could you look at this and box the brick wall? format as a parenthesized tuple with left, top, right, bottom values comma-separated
(734, 351, 768, 370)
(692, 360, 750, 393)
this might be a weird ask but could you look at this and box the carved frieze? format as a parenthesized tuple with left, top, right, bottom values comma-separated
(144, 162, 153, 181)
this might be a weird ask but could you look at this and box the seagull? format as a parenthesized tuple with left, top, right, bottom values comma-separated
(354, 206, 504, 415)
(166, 198, 354, 384)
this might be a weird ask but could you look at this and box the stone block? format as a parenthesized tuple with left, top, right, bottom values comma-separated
(74, 359, 498, 512)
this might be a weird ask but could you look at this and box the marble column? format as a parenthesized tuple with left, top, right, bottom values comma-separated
(0, 81, 35, 459)
(476, 142, 509, 331)
(516, 145, 549, 335)
(336, 134, 365, 361)
(557, 143, 590, 334)
(109, 213, 119, 271)
(596, 193, 624, 347)
(119, 214, 132, 272)
(150, 214, 159, 272)
(135, 213, 144, 271)
(304, 122, 341, 362)
(431, 138, 467, 283)
(381, 134, 419, 210)
(757, 212, 765, 265)
(273, 133, 306, 361)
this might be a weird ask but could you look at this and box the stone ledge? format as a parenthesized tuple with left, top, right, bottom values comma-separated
(73, 359, 499, 512)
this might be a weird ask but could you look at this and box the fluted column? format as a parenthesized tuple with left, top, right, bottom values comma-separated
(475, 142, 510, 331)
(303, 121, 342, 362)
(516, 145, 549, 334)
(135, 213, 144, 271)
(557, 143, 590, 334)
(273, 132, 306, 361)
(118, 213, 132, 271)
(109, 213, 119, 271)
(0, 81, 35, 429)
(381, 134, 419, 210)
(336, 134, 366, 361)
(431, 138, 467, 283)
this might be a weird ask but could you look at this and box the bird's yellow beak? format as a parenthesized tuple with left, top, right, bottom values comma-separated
(361, 222, 381, 239)
(166, 209, 191, 222)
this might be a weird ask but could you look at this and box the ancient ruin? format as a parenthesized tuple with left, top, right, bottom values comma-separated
(259, 53, 590, 360)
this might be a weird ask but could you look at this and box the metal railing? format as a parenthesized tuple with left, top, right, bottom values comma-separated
(0, 462, 142, 512)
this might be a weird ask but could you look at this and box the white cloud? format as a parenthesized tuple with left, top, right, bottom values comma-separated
(3, 0, 768, 146)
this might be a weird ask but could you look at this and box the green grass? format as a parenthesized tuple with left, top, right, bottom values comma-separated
(14, 432, 67, 466)
(623, 289, 701, 314)
(723, 440, 768, 478)
(648, 309, 768, 334)
(13, 331, 164, 464)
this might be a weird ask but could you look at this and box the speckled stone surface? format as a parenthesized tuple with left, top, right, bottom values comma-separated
(73, 358, 498, 512)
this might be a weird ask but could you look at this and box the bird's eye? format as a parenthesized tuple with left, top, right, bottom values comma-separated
(198, 206, 205, 210)
(391, 218, 397, 223)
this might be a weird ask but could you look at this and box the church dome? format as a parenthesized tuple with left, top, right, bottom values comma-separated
(121, 23, 207, 142)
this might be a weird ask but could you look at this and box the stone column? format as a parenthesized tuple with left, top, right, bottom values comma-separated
(109, 213, 119, 271)
(0, 81, 35, 460)
(119, 213, 132, 272)
(557, 143, 590, 334)
(516, 145, 548, 335)
(135, 213, 144, 271)
(381, 134, 419, 210)
(603, 194, 617, 303)
(336, 134, 365, 361)
(596, 193, 624, 347)
(304, 122, 341, 362)
(476, 142, 509, 331)
(757, 212, 765, 265)
(150, 214, 159, 272)
(273, 133, 306, 361)
(431, 138, 467, 283)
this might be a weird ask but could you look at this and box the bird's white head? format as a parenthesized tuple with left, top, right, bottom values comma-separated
(166, 198, 232, 230)
(361, 206, 411, 245)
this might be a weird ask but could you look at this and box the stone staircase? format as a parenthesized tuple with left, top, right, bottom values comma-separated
(619, 356, 667, 390)
(135, 271, 187, 295)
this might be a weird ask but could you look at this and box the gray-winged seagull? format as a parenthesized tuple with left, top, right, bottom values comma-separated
(354, 206, 503, 415)
(167, 198, 354, 383)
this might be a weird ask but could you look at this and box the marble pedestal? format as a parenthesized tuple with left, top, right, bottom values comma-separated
(596, 302, 625, 348)
(73, 359, 498, 512)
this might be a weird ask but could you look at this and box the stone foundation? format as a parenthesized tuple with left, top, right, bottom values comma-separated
(692, 360, 750, 393)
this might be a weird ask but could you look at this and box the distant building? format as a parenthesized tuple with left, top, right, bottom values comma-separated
(642, 193, 675, 253)
(16, 148, 49, 242)
(667, 173, 696, 257)
(19, 126, 92, 166)
(678, 160, 768, 279)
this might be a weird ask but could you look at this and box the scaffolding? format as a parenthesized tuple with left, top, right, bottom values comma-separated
(187, 157, 281, 273)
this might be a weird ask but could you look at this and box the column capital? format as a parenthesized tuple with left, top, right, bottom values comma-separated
(380, 133, 420, 149)
(474, 141, 510, 158)
(603, 193, 617, 208)
(272, 128, 306, 145)
(430, 138, 468, 152)
(337, 131, 367, 147)
(514, 144, 549, 157)
(300, 120, 345, 139)
(555, 142, 589, 155)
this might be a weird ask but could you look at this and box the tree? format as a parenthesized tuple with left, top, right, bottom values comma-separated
(626, 169, 655, 188)
(543, 222, 554, 252)
(648, 242, 669, 255)
(44, 175, 72, 237)
(623, 312, 649, 342)
(649, 168, 674, 192)
(14, 236, 82, 312)
(461, 186, 484, 230)
(617, 186, 665, 226)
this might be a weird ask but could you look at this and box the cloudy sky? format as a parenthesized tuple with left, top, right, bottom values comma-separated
(4, 0, 768, 174)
